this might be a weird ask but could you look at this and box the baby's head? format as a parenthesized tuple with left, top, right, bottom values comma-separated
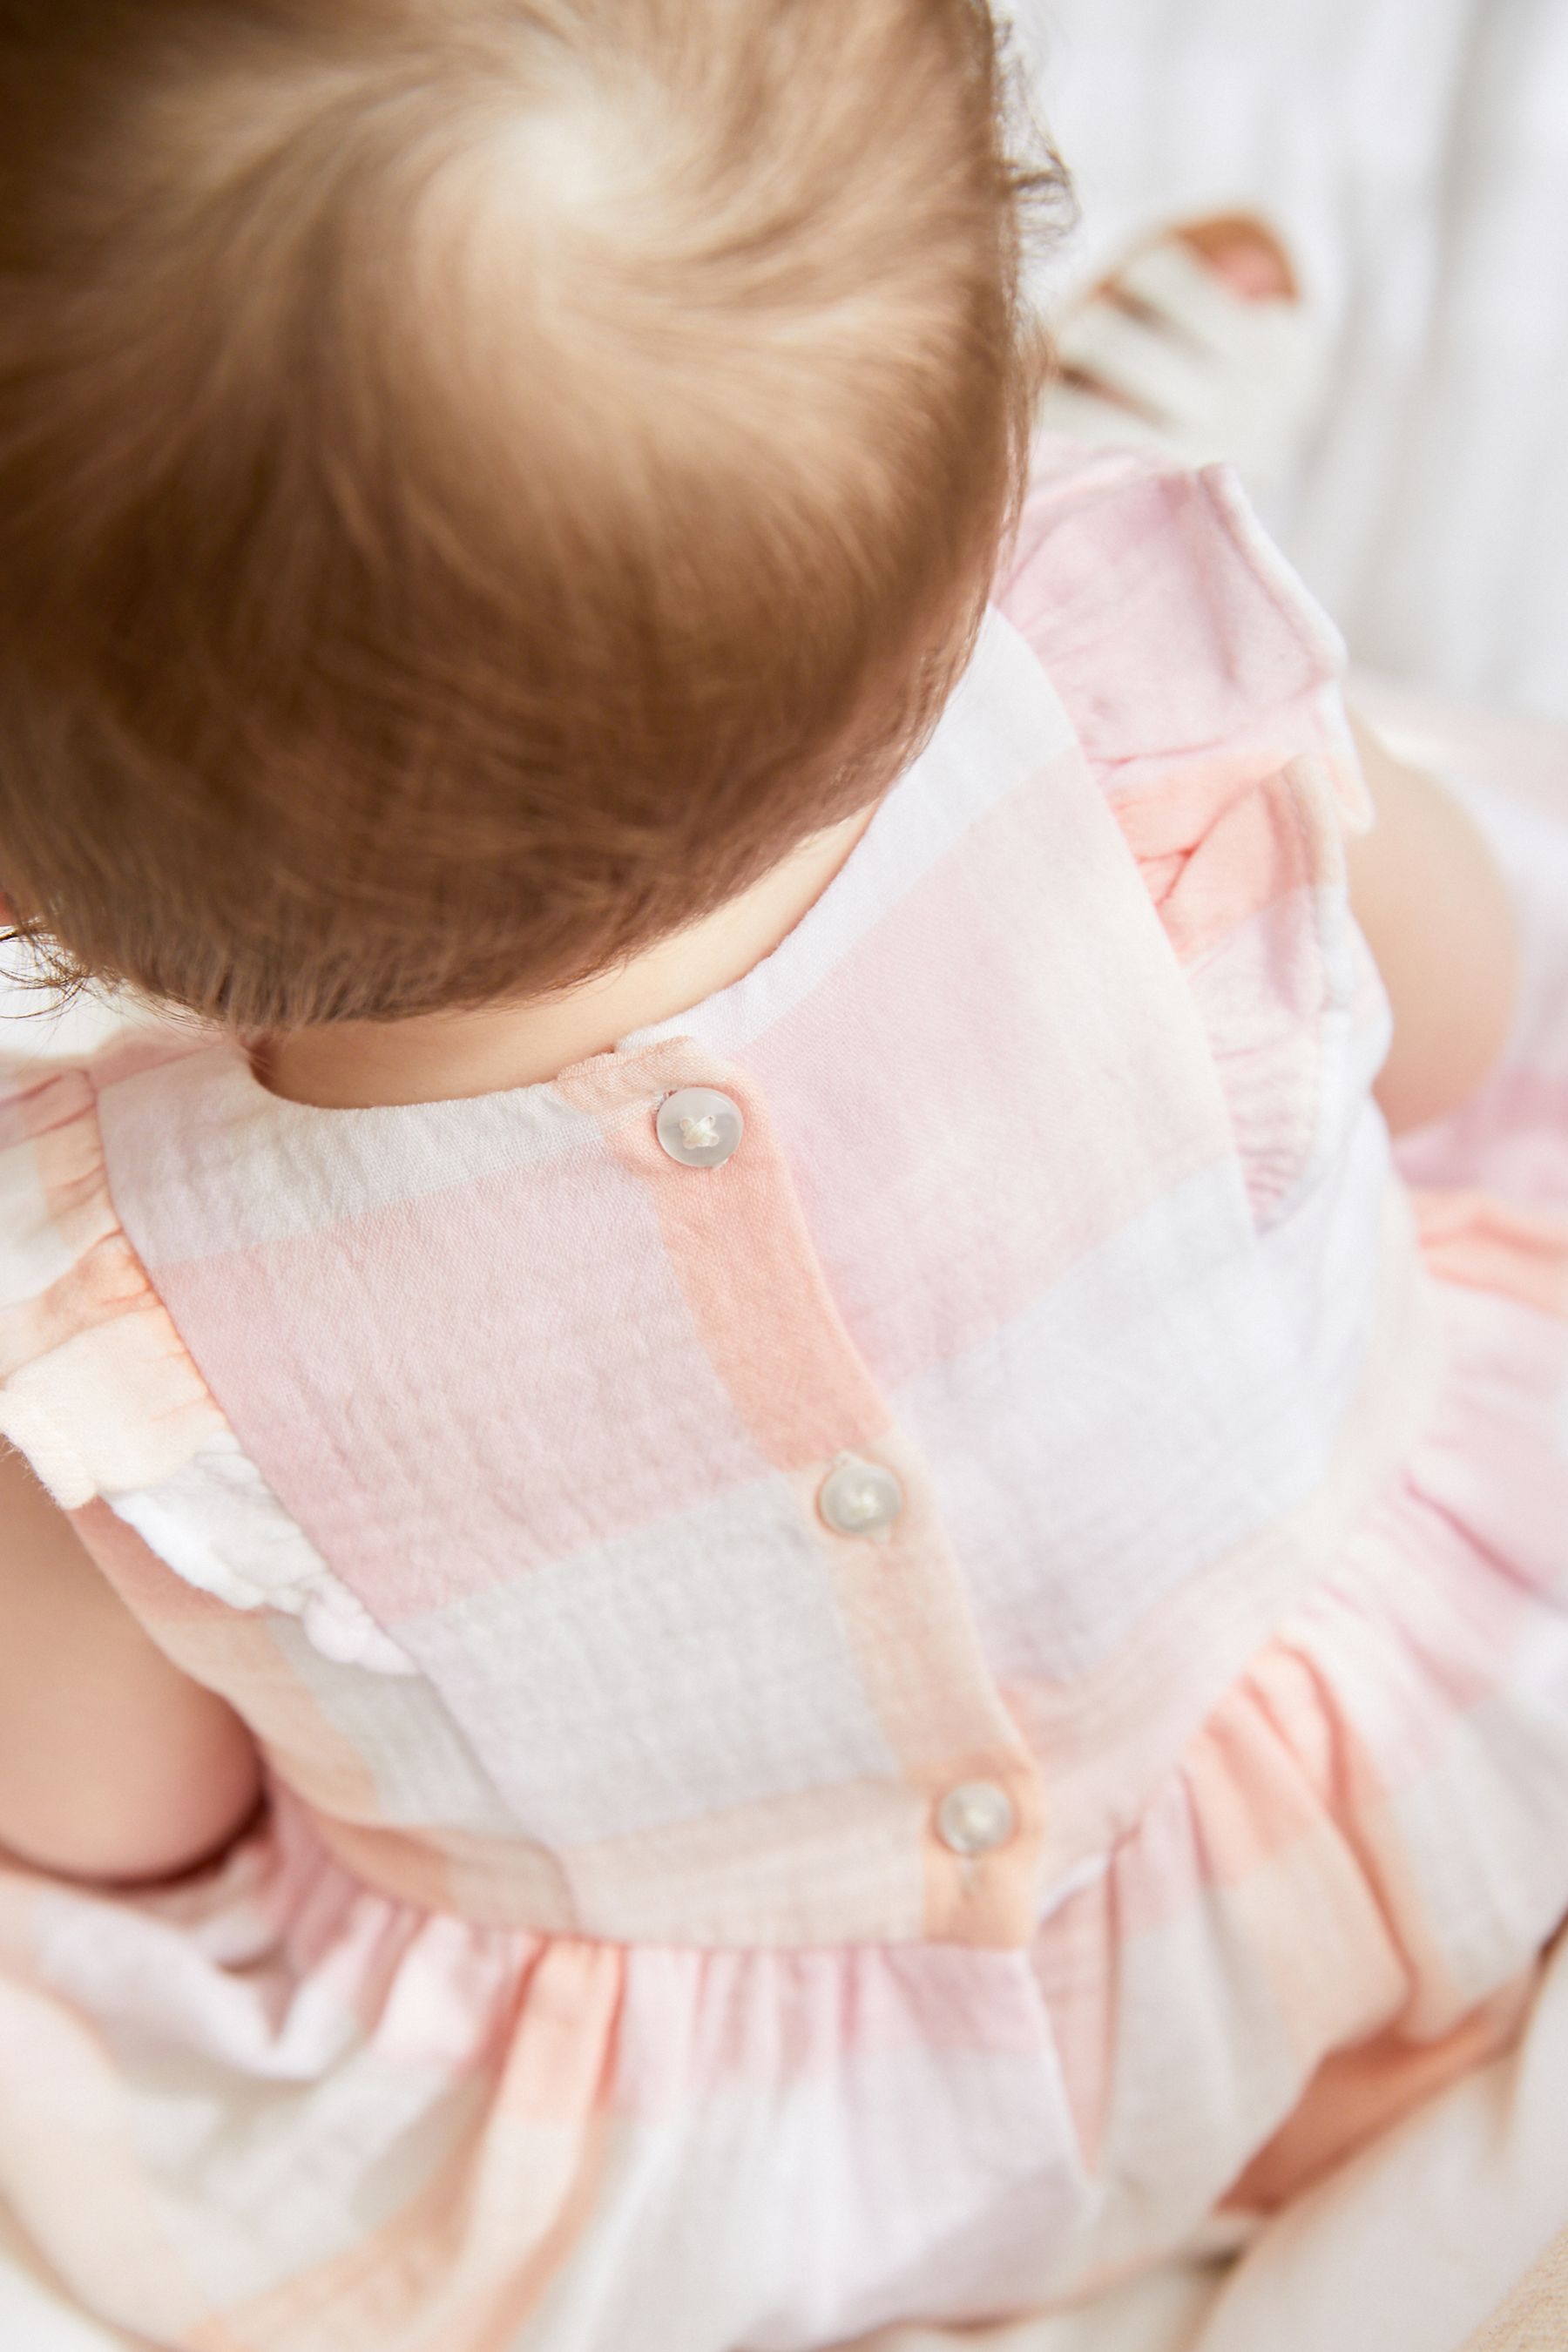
(0, 0, 1061, 1029)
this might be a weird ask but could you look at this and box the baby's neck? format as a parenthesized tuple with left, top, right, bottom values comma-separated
(257, 803, 876, 1108)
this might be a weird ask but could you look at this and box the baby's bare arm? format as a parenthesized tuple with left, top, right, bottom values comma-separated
(0, 1443, 263, 1885)
(1346, 713, 1520, 1137)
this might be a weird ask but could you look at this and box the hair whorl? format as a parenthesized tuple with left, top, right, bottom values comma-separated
(0, 0, 1069, 1025)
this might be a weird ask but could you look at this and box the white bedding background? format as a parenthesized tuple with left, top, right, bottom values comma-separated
(1014, 0, 1568, 721)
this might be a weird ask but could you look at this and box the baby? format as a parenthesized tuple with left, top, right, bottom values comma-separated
(0, 2, 1561, 2348)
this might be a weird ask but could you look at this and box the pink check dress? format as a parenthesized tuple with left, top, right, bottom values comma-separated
(4, 441, 1568, 2352)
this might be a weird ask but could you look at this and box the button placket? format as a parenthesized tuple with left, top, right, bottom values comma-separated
(559, 1039, 1045, 1947)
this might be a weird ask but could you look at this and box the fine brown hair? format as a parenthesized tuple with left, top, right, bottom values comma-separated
(0, 0, 1067, 1028)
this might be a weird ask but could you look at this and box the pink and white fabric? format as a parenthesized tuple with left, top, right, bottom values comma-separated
(3, 440, 1568, 2352)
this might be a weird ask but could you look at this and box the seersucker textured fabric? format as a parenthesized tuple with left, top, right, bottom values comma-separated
(3, 439, 1568, 2352)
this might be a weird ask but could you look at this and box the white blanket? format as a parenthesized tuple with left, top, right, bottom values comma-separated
(1013, 0, 1568, 721)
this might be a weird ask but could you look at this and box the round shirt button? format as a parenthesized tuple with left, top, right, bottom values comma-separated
(818, 1454, 904, 1538)
(936, 1780, 1017, 1858)
(655, 1088, 744, 1170)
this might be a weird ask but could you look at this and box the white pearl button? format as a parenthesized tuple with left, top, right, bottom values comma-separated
(936, 1780, 1016, 1857)
(818, 1454, 904, 1538)
(655, 1087, 744, 1170)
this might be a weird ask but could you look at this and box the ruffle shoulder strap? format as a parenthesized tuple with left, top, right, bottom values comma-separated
(998, 437, 1389, 1226)
(0, 1052, 415, 1674)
